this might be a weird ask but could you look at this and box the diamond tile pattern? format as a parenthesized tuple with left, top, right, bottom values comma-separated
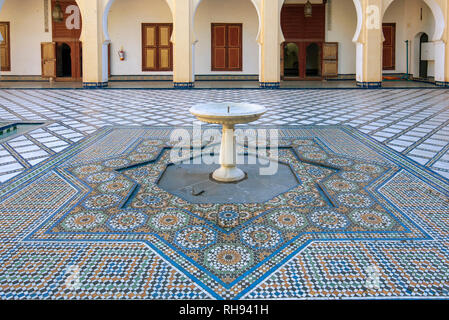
(0, 89, 448, 183)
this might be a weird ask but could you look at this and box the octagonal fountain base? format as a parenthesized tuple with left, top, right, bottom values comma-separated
(157, 155, 299, 205)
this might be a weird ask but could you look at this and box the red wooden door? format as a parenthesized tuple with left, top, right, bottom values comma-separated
(382, 23, 396, 70)
(281, 4, 325, 80)
(211, 23, 242, 71)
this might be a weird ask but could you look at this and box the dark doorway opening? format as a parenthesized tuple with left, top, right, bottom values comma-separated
(56, 43, 72, 78)
(419, 33, 428, 78)
(284, 43, 299, 77)
(306, 43, 320, 77)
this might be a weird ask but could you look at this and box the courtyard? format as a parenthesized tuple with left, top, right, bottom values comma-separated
(0, 87, 448, 300)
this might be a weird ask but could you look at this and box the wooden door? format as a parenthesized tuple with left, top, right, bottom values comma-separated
(142, 23, 173, 71)
(211, 23, 242, 71)
(41, 42, 56, 79)
(281, 4, 326, 80)
(0, 22, 10, 71)
(322, 42, 338, 78)
(382, 23, 395, 70)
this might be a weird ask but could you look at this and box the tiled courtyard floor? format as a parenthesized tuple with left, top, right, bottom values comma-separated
(0, 88, 449, 183)
(0, 88, 449, 300)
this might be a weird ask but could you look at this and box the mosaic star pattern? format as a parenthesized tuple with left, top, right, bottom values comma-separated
(0, 125, 448, 299)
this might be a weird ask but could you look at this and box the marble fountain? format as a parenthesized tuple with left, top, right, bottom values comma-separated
(189, 102, 266, 183)
(157, 102, 299, 213)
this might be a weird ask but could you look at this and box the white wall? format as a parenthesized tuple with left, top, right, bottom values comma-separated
(0, 0, 52, 75)
(326, 0, 357, 75)
(194, 0, 259, 75)
(108, 0, 173, 75)
(383, 0, 435, 76)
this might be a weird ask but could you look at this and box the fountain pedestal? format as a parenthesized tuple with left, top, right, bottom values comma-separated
(189, 103, 266, 183)
(213, 123, 245, 182)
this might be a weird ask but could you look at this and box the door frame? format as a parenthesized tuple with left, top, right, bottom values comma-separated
(419, 33, 429, 78)
(282, 41, 323, 80)
(54, 41, 82, 81)
(382, 23, 396, 71)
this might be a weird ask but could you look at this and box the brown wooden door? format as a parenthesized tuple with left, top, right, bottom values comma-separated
(142, 23, 173, 71)
(211, 23, 242, 71)
(0, 22, 11, 71)
(382, 23, 396, 70)
(322, 42, 338, 78)
(281, 4, 326, 80)
(41, 42, 57, 79)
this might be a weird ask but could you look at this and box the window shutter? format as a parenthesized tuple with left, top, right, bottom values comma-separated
(158, 25, 172, 71)
(212, 24, 227, 71)
(143, 24, 157, 71)
(227, 25, 242, 71)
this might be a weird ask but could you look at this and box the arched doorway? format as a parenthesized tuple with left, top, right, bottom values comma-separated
(280, 2, 326, 80)
(284, 43, 299, 77)
(56, 43, 72, 78)
(419, 33, 429, 78)
(306, 43, 320, 77)
(382, 0, 439, 81)
(51, 0, 82, 80)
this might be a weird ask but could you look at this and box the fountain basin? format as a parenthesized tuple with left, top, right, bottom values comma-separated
(189, 102, 267, 183)
(189, 102, 266, 125)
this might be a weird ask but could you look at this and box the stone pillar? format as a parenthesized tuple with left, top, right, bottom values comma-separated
(259, 0, 283, 88)
(172, 0, 195, 88)
(354, 0, 383, 88)
(77, 0, 108, 88)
